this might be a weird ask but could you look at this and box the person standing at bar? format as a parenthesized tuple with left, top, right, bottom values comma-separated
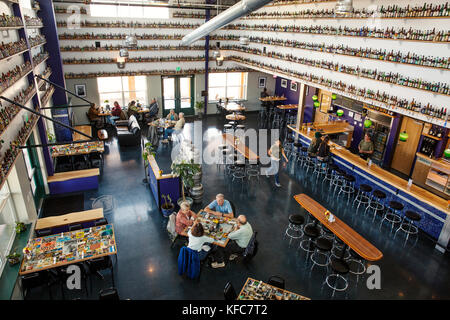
(358, 133, 374, 160)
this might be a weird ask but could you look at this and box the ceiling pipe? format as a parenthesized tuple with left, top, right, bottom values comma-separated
(181, 0, 272, 46)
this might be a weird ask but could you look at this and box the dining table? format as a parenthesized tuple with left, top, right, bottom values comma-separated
(237, 277, 310, 300)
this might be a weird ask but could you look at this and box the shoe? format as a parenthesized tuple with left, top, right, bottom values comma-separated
(162, 139, 169, 143)
(211, 262, 225, 268)
(275, 182, 281, 187)
(229, 254, 238, 261)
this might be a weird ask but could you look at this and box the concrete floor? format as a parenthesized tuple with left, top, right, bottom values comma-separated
(27, 113, 450, 300)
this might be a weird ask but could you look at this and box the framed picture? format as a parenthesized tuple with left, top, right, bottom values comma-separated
(258, 76, 266, 88)
(281, 79, 287, 88)
(290, 81, 298, 92)
(74, 84, 86, 97)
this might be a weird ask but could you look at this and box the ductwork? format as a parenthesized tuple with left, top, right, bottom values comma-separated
(335, 0, 354, 15)
(181, 0, 273, 46)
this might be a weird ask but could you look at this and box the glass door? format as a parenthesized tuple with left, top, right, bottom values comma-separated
(23, 134, 45, 209)
(162, 76, 194, 116)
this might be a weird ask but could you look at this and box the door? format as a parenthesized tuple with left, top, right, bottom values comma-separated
(314, 90, 331, 123)
(24, 134, 46, 209)
(391, 117, 424, 176)
(162, 76, 194, 117)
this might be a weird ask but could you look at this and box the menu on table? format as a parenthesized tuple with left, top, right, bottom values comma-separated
(238, 278, 310, 300)
(186, 211, 237, 246)
(20, 224, 116, 274)
(51, 141, 104, 157)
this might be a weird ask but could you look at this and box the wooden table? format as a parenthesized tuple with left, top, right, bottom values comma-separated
(148, 118, 176, 129)
(221, 102, 246, 113)
(51, 141, 104, 158)
(277, 104, 298, 110)
(294, 194, 383, 261)
(72, 125, 92, 141)
(181, 211, 238, 247)
(35, 208, 104, 231)
(222, 133, 259, 162)
(238, 278, 310, 300)
(259, 96, 287, 102)
(226, 114, 246, 121)
(19, 224, 117, 275)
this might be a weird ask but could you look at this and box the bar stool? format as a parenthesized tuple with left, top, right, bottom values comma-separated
(338, 174, 355, 202)
(226, 154, 239, 176)
(228, 121, 237, 129)
(283, 136, 295, 157)
(331, 237, 350, 260)
(380, 200, 404, 232)
(236, 124, 245, 131)
(246, 164, 260, 183)
(299, 223, 321, 254)
(272, 110, 283, 129)
(353, 184, 372, 210)
(291, 142, 302, 161)
(346, 249, 366, 280)
(321, 225, 335, 241)
(284, 214, 305, 247)
(365, 190, 386, 220)
(310, 237, 333, 270)
(331, 168, 345, 194)
(304, 155, 317, 174)
(314, 159, 328, 181)
(218, 146, 230, 172)
(395, 210, 421, 241)
(299, 147, 309, 167)
(325, 257, 350, 297)
(323, 163, 337, 185)
(232, 162, 247, 184)
(223, 124, 232, 133)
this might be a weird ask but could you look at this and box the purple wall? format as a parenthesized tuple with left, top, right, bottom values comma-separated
(303, 85, 316, 124)
(274, 77, 299, 105)
(383, 116, 401, 167)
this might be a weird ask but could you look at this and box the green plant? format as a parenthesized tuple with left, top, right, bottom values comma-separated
(142, 142, 156, 167)
(15, 222, 26, 234)
(195, 101, 204, 112)
(6, 251, 20, 259)
(161, 194, 173, 209)
(171, 160, 201, 201)
(47, 131, 56, 143)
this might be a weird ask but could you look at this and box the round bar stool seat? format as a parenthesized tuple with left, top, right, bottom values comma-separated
(395, 210, 421, 241)
(353, 184, 372, 210)
(232, 163, 247, 183)
(325, 257, 350, 294)
(331, 168, 345, 194)
(300, 147, 309, 166)
(338, 174, 355, 202)
(310, 237, 332, 269)
(305, 155, 317, 173)
(331, 237, 350, 260)
(236, 125, 245, 130)
(299, 224, 320, 253)
(223, 124, 232, 133)
(381, 200, 404, 232)
(321, 225, 335, 241)
(284, 214, 305, 247)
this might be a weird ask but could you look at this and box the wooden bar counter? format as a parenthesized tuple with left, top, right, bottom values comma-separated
(288, 124, 450, 249)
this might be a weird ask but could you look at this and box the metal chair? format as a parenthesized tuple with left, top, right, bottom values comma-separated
(267, 275, 285, 289)
(284, 214, 305, 247)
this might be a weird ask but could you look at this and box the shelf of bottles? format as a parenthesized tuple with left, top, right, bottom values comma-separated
(64, 67, 253, 79)
(224, 24, 450, 43)
(0, 113, 39, 188)
(32, 51, 49, 68)
(227, 49, 450, 96)
(40, 85, 55, 107)
(28, 35, 46, 49)
(54, 7, 88, 15)
(62, 56, 207, 65)
(58, 33, 187, 41)
(229, 56, 449, 127)
(56, 21, 201, 30)
(59, 44, 207, 52)
(0, 61, 33, 95)
(266, 0, 336, 6)
(24, 15, 43, 28)
(36, 67, 52, 88)
(243, 3, 450, 20)
(0, 13, 23, 30)
(218, 37, 450, 70)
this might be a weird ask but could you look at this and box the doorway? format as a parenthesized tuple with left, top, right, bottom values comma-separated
(391, 117, 423, 177)
(161, 76, 194, 117)
(23, 133, 46, 210)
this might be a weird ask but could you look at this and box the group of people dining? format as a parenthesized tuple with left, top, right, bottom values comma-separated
(162, 109, 185, 143)
(175, 193, 253, 269)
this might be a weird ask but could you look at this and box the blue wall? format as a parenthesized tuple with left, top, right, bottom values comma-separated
(274, 77, 299, 105)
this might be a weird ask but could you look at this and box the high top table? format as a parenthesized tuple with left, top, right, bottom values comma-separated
(238, 277, 310, 300)
(294, 194, 383, 261)
(222, 133, 259, 162)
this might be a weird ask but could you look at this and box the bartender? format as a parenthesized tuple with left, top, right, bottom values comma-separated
(358, 133, 374, 160)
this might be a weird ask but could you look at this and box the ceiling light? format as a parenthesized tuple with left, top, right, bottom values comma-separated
(125, 35, 138, 48)
(335, 0, 353, 16)
(119, 48, 129, 58)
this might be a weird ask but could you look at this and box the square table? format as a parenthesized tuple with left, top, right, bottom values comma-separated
(19, 224, 117, 275)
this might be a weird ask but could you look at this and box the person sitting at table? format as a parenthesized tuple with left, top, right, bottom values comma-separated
(204, 193, 234, 219)
(162, 112, 185, 143)
(111, 101, 125, 121)
(87, 103, 103, 128)
(166, 109, 179, 122)
(127, 100, 139, 118)
(211, 215, 253, 268)
(188, 221, 214, 261)
(317, 135, 331, 162)
(175, 201, 197, 236)
(307, 132, 322, 156)
(358, 133, 374, 160)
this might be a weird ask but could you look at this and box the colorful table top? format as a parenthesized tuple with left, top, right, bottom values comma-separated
(51, 141, 104, 157)
(238, 278, 310, 300)
(19, 224, 117, 275)
(182, 211, 238, 247)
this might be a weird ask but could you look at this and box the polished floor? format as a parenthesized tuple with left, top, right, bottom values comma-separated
(27, 113, 450, 300)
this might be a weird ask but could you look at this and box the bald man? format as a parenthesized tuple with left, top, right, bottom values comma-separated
(211, 215, 253, 268)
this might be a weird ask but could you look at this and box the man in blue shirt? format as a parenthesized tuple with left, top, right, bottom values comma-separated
(204, 193, 234, 219)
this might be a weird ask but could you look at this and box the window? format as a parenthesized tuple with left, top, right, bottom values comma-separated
(97, 76, 147, 107)
(0, 183, 18, 277)
(208, 72, 248, 102)
(89, 2, 169, 19)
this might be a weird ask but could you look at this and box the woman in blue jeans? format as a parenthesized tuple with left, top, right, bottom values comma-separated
(267, 140, 289, 187)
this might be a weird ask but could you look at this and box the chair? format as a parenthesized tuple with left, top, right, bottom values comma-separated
(86, 256, 115, 288)
(242, 231, 258, 262)
(68, 223, 83, 232)
(20, 271, 55, 299)
(89, 152, 103, 169)
(395, 210, 421, 241)
(73, 155, 90, 170)
(284, 214, 304, 247)
(35, 228, 53, 237)
(267, 275, 285, 289)
(380, 200, 404, 232)
(228, 200, 237, 217)
(325, 257, 350, 297)
(299, 223, 320, 254)
(310, 237, 332, 270)
(55, 156, 73, 172)
(224, 282, 237, 300)
(99, 287, 120, 300)
(178, 246, 200, 280)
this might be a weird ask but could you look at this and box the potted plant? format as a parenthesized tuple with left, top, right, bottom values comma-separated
(47, 131, 56, 143)
(6, 251, 21, 266)
(142, 141, 156, 183)
(171, 159, 201, 207)
(195, 101, 204, 119)
(15, 222, 27, 234)
(161, 194, 175, 217)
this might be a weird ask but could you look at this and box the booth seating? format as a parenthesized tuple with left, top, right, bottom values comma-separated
(115, 115, 141, 146)
(47, 169, 100, 195)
